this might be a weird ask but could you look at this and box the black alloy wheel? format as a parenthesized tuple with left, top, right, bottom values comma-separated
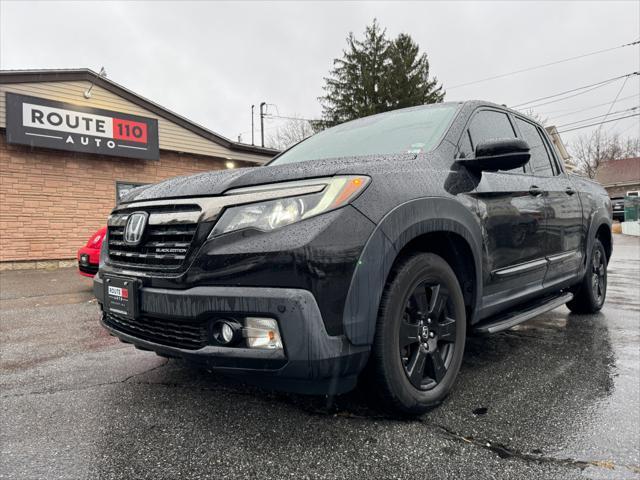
(369, 252, 466, 415)
(399, 282, 457, 390)
(567, 238, 608, 314)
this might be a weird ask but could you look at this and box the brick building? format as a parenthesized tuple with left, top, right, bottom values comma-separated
(0, 69, 277, 269)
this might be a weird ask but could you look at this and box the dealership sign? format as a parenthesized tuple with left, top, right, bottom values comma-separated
(5, 93, 159, 160)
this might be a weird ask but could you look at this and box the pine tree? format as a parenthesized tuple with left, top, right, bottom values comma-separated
(319, 21, 445, 126)
(386, 33, 444, 110)
(319, 20, 390, 126)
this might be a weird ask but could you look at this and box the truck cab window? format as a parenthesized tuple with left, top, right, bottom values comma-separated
(468, 110, 523, 172)
(515, 118, 556, 176)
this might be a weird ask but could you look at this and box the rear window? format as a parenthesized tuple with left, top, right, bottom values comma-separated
(270, 104, 458, 166)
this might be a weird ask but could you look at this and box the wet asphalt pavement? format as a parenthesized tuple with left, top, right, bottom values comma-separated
(1, 234, 638, 479)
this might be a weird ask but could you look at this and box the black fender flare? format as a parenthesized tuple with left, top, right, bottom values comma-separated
(584, 208, 612, 272)
(343, 197, 484, 346)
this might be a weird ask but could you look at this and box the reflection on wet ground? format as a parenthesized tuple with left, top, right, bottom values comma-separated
(1, 235, 638, 479)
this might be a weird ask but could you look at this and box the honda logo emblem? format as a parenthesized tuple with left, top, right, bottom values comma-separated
(124, 212, 148, 245)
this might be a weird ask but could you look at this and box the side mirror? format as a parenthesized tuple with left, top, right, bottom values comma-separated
(458, 138, 530, 172)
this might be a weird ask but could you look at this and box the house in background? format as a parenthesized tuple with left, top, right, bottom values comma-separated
(545, 126, 571, 161)
(595, 157, 640, 198)
(545, 125, 576, 172)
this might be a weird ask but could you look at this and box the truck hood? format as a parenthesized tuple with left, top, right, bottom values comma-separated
(120, 154, 417, 203)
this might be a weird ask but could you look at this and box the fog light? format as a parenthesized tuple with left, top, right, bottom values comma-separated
(221, 323, 234, 342)
(213, 319, 241, 345)
(244, 317, 283, 349)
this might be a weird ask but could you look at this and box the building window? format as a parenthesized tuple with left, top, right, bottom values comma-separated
(116, 181, 149, 203)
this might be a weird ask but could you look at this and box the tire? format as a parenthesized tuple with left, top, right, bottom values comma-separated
(567, 239, 608, 314)
(369, 252, 466, 415)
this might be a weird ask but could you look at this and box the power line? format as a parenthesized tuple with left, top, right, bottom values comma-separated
(265, 113, 320, 123)
(448, 40, 639, 90)
(516, 79, 624, 109)
(263, 75, 640, 130)
(598, 75, 631, 130)
(606, 99, 640, 133)
(542, 94, 639, 119)
(512, 72, 638, 108)
(263, 74, 639, 125)
(557, 113, 640, 133)
(555, 106, 638, 128)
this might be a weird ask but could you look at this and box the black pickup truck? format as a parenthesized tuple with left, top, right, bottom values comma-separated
(94, 101, 612, 414)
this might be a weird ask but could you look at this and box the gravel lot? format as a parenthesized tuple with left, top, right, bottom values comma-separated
(1, 234, 638, 479)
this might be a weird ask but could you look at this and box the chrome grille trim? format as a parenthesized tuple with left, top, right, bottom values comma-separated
(108, 210, 201, 226)
(113, 180, 327, 223)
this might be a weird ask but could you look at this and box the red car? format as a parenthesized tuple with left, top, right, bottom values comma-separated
(77, 227, 106, 277)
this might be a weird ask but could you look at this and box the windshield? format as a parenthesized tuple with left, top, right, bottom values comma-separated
(270, 104, 458, 166)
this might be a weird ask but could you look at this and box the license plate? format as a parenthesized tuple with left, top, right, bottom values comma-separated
(103, 275, 139, 319)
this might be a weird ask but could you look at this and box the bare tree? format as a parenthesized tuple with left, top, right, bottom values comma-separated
(569, 131, 639, 179)
(266, 117, 316, 151)
(523, 108, 549, 126)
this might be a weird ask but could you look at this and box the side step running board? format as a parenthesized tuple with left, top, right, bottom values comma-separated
(473, 292, 574, 336)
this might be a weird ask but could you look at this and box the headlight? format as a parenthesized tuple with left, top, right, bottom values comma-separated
(99, 237, 108, 268)
(210, 175, 370, 236)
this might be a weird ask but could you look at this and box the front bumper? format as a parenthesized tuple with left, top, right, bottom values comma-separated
(78, 246, 100, 277)
(102, 205, 376, 337)
(94, 274, 369, 394)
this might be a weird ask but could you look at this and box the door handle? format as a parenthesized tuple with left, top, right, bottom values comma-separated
(529, 185, 543, 196)
(565, 186, 576, 195)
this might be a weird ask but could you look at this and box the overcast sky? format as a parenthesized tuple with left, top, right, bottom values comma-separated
(1, 1, 638, 149)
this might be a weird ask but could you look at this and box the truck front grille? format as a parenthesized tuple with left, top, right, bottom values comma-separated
(107, 205, 201, 271)
(104, 312, 208, 350)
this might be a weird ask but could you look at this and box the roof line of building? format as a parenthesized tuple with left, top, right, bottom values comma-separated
(600, 180, 640, 188)
(0, 68, 279, 157)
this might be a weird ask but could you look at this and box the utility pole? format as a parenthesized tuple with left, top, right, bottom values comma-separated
(260, 102, 266, 148)
(251, 104, 255, 146)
